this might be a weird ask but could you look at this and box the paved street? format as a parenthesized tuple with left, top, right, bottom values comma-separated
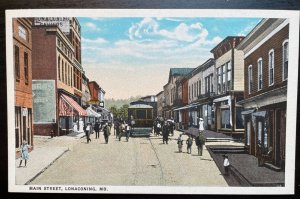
(29, 130, 227, 186)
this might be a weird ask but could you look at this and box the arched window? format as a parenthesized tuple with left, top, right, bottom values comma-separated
(282, 39, 289, 81)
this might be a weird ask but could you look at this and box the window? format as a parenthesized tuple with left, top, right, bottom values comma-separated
(24, 52, 29, 84)
(248, 65, 253, 94)
(192, 84, 194, 99)
(210, 75, 213, 93)
(194, 82, 197, 97)
(58, 56, 61, 80)
(222, 64, 226, 93)
(196, 81, 199, 97)
(62, 60, 64, 83)
(257, 58, 263, 90)
(227, 61, 231, 91)
(282, 40, 289, 81)
(14, 45, 20, 80)
(198, 80, 201, 95)
(65, 62, 67, 85)
(189, 86, 191, 100)
(217, 67, 221, 94)
(18, 25, 27, 41)
(246, 122, 251, 146)
(269, 49, 274, 86)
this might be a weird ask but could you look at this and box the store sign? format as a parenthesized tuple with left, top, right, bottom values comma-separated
(32, 80, 56, 123)
(34, 17, 70, 34)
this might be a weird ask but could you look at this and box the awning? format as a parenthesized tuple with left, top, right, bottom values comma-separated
(252, 111, 267, 118)
(173, 103, 200, 111)
(241, 109, 255, 115)
(213, 95, 231, 103)
(86, 106, 101, 117)
(59, 94, 88, 116)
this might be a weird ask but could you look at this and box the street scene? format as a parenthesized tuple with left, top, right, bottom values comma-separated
(11, 14, 292, 190)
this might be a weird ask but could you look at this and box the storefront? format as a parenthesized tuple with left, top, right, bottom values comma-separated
(59, 93, 88, 135)
(213, 92, 244, 137)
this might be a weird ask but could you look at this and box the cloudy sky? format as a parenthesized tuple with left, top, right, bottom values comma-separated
(78, 17, 261, 99)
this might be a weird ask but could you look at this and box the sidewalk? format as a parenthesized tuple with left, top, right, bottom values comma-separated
(15, 134, 83, 185)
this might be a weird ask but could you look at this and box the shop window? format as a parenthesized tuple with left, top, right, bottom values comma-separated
(221, 108, 231, 129)
(246, 122, 250, 146)
(236, 107, 244, 129)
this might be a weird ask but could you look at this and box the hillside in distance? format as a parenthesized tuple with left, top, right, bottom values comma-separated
(105, 96, 142, 109)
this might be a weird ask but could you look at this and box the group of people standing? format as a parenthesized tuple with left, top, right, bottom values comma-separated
(113, 118, 133, 142)
(153, 117, 175, 144)
(84, 120, 111, 144)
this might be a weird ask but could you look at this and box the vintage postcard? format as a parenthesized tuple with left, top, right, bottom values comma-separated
(6, 9, 299, 194)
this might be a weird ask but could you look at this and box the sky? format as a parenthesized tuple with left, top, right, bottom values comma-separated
(78, 17, 261, 100)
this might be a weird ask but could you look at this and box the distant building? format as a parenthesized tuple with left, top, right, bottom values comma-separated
(130, 95, 158, 118)
(210, 36, 245, 138)
(13, 18, 33, 154)
(156, 91, 164, 118)
(163, 68, 194, 119)
(237, 18, 289, 169)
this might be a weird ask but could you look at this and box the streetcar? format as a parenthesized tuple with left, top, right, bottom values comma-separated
(127, 104, 153, 137)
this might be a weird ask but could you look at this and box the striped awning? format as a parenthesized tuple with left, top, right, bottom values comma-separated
(59, 94, 88, 116)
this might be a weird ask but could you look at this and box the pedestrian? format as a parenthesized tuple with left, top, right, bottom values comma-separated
(126, 123, 131, 142)
(169, 117, 175, 136)
(199, 118, 204, 133)
(94, 120, 101, 139)
(115, 119, 120, 139)
(223, 154, 230, 175)
(177, 134, 183, 152)
(196, 132, 206, 156)
(162, 121, 169, 144)
(186, 135, 193, 154)
(103, 123, 111, 144)
(84, 122, 92, 143)
(18, 140, 29, 167)
(156, 121, 162, 136)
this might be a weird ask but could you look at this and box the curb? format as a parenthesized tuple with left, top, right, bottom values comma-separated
(24, 148, 69, 185)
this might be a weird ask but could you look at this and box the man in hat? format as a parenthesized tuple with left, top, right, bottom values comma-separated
(162, 121, 169, 144)
(103, 123, 111, 144)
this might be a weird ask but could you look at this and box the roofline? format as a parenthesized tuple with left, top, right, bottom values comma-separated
(210, 36, 245, 53)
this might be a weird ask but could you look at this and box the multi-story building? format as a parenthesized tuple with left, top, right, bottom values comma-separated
(156, 91, 164, 118)
(210, 36, 245, 138)
(237, 18, 289, 169)
(31, 17, 87, 136)
(176, 58, 215, 129)
(81, 72, 90, 109)
(13, 18, 33, 154)
(163, 68, 193, 119)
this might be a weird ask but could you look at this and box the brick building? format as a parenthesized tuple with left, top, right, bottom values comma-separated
(31, 17, 87, 136)
(13, 18, 33, 153)
(210, 36, 245, 137)
(237, 18, 289, 169)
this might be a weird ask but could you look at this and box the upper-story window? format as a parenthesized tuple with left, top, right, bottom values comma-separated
(14, 45, 20, 81)
(282, 40, 289, 81)
(18, 25, 27, 41)
(257, 58, 263, 91)
(269, 49, 274, 86)
(58, 56, 61, 80)
(217, 67, 222, 94)
(205, 74, 213, 94)
(227, 61, 231, 91)
(198, 80, 201, 96)
(222, 64, 226, 93)
(24, 52, 29, 84)
(248, 65, 253, 94)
